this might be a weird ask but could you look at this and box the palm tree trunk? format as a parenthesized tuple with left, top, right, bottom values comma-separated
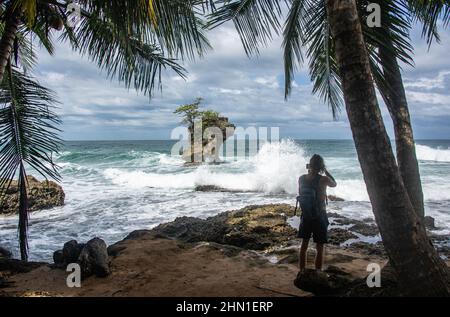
(326, 0, 450, 296)
(0, 7, 22, 83)
(379, 40, 425, 219)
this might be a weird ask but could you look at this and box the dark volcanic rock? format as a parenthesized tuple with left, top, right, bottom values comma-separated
(0, 246, 12, 259)
(152, 215, 229, 244)
(53, 240, 85, 268)
(327, 212, 346, 219)
(349, 223, 379, 236)
(62, 240, 85, 264)
(151, 204, 296, 250)
(328, 228, 358, 245)
(328, 195, 345, 202)
(53, 238, 110, 278)
(294, 269, 333, 295)
(424, 216, 436, 229)
(194, 185, 253, 193)
(78, 238, 110, 279)
(123, 230, 152, 241)
(0, 176, 65, 215)
(53, 250, 64, 267)
(345, 263, 400, 297)
(346, 241, 386, 256)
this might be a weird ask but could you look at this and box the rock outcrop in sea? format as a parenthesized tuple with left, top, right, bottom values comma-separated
(182, 116, 235, 163)
(0, 176, 65, 215)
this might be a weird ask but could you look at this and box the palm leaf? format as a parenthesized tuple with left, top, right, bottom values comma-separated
(408, 0, 450, 47)
(283, 0, 307, 100)
(60, 11, 187, 96)
(207, 0, 284, 56)
(0, 64, 62, 261)
(303, 0, 343, 118)
(72, 0, 211, 60)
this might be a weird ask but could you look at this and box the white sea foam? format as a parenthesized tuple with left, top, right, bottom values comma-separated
(103, 139, 308, 194)
(416, 144, 450, 162)
(101, 140, 450, 202)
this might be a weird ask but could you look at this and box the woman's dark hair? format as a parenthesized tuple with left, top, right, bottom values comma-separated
(309, 154, 326, 174)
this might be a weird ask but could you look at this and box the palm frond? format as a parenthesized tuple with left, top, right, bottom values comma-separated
(0, 64, 62, 260)
(359, 1, 414, 103)
(360, 0, 414, 69)
(207, 0, 284, 56)
(408, 0, 450, 47)
(71, 0, 210, 60)
(283, 0, 308, 100)
(60, 11, 187, 96)
(304, 0, 343, 119)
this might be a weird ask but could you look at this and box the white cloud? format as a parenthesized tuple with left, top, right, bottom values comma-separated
(31, 22, 450, 140)
(404, 70, 450, 90)
(254, 76, 280, 89)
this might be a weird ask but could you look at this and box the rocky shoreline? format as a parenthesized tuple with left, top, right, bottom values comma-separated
(0, 203, 449, 297)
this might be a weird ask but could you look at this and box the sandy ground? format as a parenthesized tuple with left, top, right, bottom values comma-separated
(0, 232, 389, 297)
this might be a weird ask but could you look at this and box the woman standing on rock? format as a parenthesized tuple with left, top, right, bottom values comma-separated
(297, 154, 337, 272)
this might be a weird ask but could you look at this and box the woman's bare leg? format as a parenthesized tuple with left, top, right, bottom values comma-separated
(315, 243, 324, 270)
(299, 239, 309, 271)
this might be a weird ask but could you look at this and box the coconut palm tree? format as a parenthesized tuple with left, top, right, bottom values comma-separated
(325, 0, 449, 296)
(208, 0, 450, 295)
(0, 0, 214, 261)
(209, 0, 449, 219)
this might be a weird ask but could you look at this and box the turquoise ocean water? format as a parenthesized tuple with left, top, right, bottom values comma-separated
(1, 139, 449, 261)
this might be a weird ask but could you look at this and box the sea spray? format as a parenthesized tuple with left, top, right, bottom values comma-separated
(103, 139, 309, 194)
(416, 144, 450, 162)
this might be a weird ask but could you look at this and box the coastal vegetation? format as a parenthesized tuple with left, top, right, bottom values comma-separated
(174, 98, 235, 162)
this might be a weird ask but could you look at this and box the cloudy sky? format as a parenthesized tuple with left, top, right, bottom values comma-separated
(34, 21, 450, 141)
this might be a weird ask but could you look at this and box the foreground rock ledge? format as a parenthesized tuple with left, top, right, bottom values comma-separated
(1, 204, 448, 297)
(0, 176, 65, 215)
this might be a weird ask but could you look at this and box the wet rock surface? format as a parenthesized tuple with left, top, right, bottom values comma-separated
(194, 185, 255, 193)
(151, 204, 297, 250)
(328, 228, 358, 245)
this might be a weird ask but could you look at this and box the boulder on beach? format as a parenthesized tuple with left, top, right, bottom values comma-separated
(0, 176, 65, 215)
(78, 238, 110, 279)
(53, 238, 110, 279)
(62, 240, 85, 264)
(294, 269, 333, 295)
(0, 246, 12, 259)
